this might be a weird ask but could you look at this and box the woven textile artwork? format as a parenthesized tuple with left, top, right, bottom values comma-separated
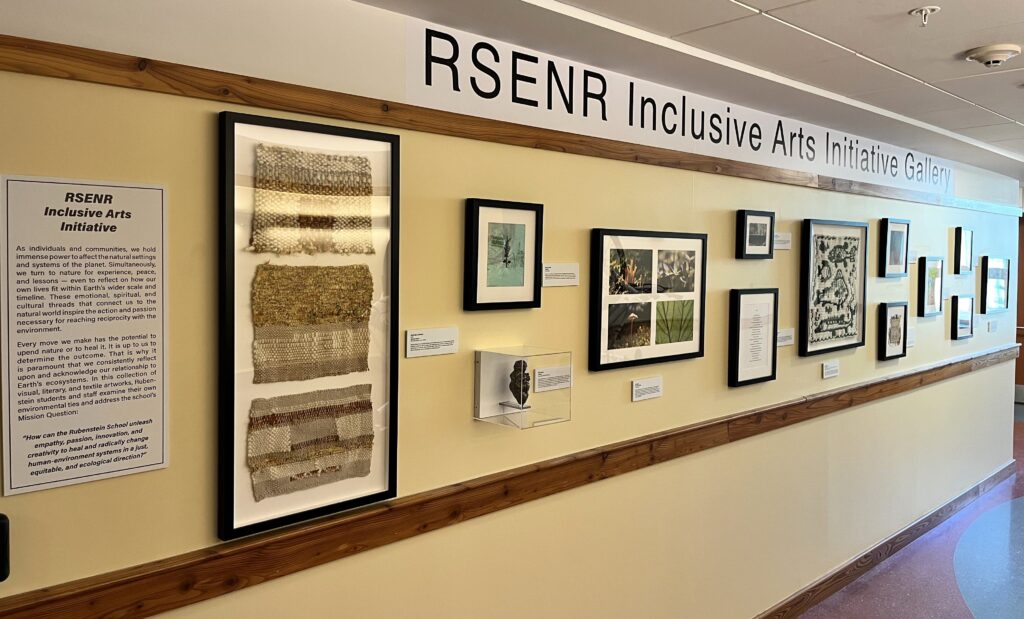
(252, 143, 375, 255)
(247, 384, 374, 501)
(252, 264, 372, 383)
(809, 234, 861, 345)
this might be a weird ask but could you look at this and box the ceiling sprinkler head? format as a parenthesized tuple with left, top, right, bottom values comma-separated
(965, 44, 1022, 68)
(908, 6, 941, 27)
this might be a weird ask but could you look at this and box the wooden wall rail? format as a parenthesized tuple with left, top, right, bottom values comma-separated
(0, 34, 1018, 216)
(0, 345, 1017, 618)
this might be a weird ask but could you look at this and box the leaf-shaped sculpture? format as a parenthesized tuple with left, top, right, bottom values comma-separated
(508, 359, 530, 407)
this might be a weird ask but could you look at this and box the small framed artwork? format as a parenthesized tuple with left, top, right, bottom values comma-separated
(464, 198, 543, 310)
(799, 219, 869, 356)
(953, 227, 973, 274)
(980, 256, 1010, 314)
(736, 209, 775, 259)
(878, 218, 910, 278)
(219, 112, 399, 540)
(877, 302, 908, 361)
(589, 228, 707, 371)
(917, 256, 944, 317)
(728, 288, 779, 387)
(951, 295, 975, 340)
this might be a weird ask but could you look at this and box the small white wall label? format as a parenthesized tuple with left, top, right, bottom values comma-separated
(907, 328, 916, 348)
(405, 327, 458, 358)
(774, 232, 792, 250)
(631, 376, 663, 402)
(542, 263, 579, 287)
(777, 328, 795, 347)
(822, 360, 840, 379)
(535, 365, 572, 392)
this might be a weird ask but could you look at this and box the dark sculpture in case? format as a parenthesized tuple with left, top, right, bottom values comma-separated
(508, 360, 531, 408)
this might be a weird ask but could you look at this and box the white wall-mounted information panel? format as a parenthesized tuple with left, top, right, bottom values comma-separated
(405, 326, 458, 358)
(542, 263, 579, 287)
(2, 176, 167, 495)
(631, 376, 663, 402)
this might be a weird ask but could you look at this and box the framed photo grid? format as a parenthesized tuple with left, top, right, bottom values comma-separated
(589, 229, 707, 371)
(878, 218, 910, 278)
(980, 256, 1010, 314)
(917, 256, 944, 317)
(219, 112, 399, 540)
(463, 198, 543, 310)
(953, 227, 973, 274)
(877, 302, 908, 361)
(799, 219, 869, 356)
(728, 288, 779, 387)
(951, 295, 975, 340)
(736, 209, 775, 259)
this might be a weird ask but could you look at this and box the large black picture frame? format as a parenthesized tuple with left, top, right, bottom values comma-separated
(589, 228, 707, 371)
(980, 256, 1011, 314)
(219, 112, 399, 540)
(463, 198, 543, 311)
(728, 288, 779, 387)
(953, 227, 973, 275)
(951, 295, 975, 340)
(799, 219, 869, 357)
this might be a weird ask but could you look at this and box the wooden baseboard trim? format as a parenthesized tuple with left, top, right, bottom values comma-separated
(0, 34, 1017, 216)
(757, 459, 1017, 619)
(0, 345, 1016, 618)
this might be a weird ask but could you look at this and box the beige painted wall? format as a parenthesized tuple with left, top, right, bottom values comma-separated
(0, 71, 1016, 617)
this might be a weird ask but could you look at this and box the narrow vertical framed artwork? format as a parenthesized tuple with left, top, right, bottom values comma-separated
(728, 288, 779, 387)
(464, 199, 543, 310)
(950, 295, 975, 340)
(877, 302, 908, 361)
(953, 227, 973, 274)
(589, 228, 707, 371)
(917, 256, 944, 317)
(219, 112, 399, 540)
(735, 209, 775, 259)
(980, 256, 1010, 314)
(878, 218, 910, 278)
(799, 219, 869, 357)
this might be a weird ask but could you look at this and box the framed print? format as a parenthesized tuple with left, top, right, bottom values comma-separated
(878, 218, 910, 278)
(980, 256, 1010, 314)
(953, 227, 973, 274)
(877, 302, 908, 361)
(799, 219, 868, 356)
(589, 228, 707, 371)
(917, 256, 944, 317)
(219, 112, 399, 540)
(464, 198, 543, 310)
(736, 209, 775, 259)
(951, 295, 975, 340)
(728, 289, 779, 387)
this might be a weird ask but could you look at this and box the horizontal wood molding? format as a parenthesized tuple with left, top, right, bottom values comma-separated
(0, 34, 1018, 215)
(758, 459, 1017, 619)
(0, 344, 1017, 618)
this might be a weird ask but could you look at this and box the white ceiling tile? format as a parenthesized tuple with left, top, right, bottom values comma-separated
(913, 104, 1010, 130)
(957, 123, 1024, 142)
(933, 69, 1024, 121)
(674, 14, 847, 70)
(560, 0, 750, 37)
(853, 84, 967, 115)
(988, 138, 1024, 155)
(745, 0, 814, 9)
(779, 54, 913, 95)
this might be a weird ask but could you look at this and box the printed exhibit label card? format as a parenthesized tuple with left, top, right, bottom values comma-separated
(631, 376, 663, 402)
(777, 328, 795, 347)
(822, 360, 840, 379)
(907, 327, 916, 347)
(535, 365, 571, 392)
(542, 263, 579, 287)
(405, 327, 458, 358)
(774, 232, 792, 250)
(1, 176, 167, 495)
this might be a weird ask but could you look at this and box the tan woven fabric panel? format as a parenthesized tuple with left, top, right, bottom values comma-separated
(251, 263, 372, 383)
(247, 384, 374, 501)
(251, 143, 375, 255)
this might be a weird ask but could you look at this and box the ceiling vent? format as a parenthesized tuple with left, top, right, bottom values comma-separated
(964, 44, 1021, 68)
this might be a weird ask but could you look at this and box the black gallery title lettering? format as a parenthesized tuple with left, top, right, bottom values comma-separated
(422, 28, 953, 192)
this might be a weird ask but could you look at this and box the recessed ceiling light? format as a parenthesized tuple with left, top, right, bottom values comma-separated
(964, 44, 1022, 68)
(908, 6, 941, 28)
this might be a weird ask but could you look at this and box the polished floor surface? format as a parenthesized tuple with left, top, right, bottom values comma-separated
(802, 404, 1024, 618)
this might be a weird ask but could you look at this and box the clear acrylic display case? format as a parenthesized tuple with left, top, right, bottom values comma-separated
(474, 347, 572, 429)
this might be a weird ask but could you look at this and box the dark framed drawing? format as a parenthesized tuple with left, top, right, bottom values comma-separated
(736, 209, 775, 259)
(799, 219, 868, 356)
(951, 295, 974, 340)
(878, 218, 910, 278)
(953, 227, 973, 274)
(917, 256, 944, 317)
(219, 112, 399, 540)
(589, 228, 707, 371)
(728, 288, 779, 387)
(877, 302, 908, 361)
(464, 199, 543, 310)
(980, 256, 1010, 314)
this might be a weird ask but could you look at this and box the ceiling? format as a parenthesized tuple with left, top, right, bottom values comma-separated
(357, 0, 1024, 182)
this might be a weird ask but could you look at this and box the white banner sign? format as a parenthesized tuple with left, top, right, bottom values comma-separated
(407, 20, 955, 196)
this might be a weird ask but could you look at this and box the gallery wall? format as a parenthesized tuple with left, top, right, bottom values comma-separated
(0, 66, 1017, 617)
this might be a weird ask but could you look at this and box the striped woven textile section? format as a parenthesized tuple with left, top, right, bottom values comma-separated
(247, 384, 374, 501)
(251, 263, 372, 383)
(251, 143, 375, 255)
